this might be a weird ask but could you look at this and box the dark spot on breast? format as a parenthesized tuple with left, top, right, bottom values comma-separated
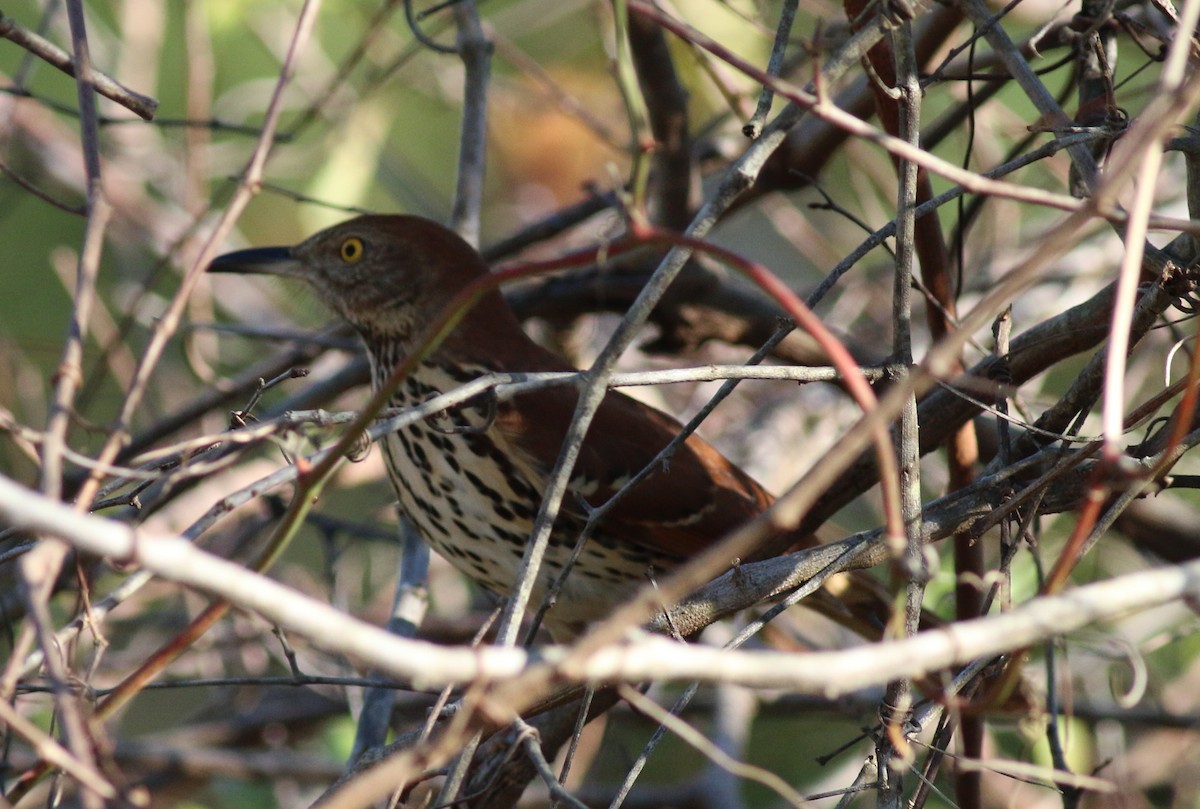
(452, 518, 482, 540)
(465, 470, 503, 506)
(407, 439, 433, 474)
(493, 526, 526, 546)
(509, 499, 536, 521)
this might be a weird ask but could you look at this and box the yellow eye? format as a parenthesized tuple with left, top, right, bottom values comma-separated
(340, 236, 364, 263)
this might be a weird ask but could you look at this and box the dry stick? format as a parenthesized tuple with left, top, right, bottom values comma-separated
(15, 578, 107, 809)
(617, 684, 808, 809)
(742, 2, 962, 207)
(877, 20, 924, 809)
(0, 155, 85, 214)
(605, 536, 860, 809)
(350, 521, 430, 765)
(0, 10, 157, 120)
(835, 758, 880, 808)
(117, 363, 858, 476)
(1030, 390, 1200, 591)
(553, 686, 595, 799)
(74, 219, 250, 415)
(705, 660, 757, 809)
(611, 0, 654, 208)
(9, 468, 1200, 694)
(0, 697, 116, 800)
(435, 4, 493, 800)
(1153, 321, 1200, 478)
(1002, 277, 1181, 468)
(38, 0, 108, 503)
(857, 2, 984, 806)
(449, 0, 490, 247)
(118, 338, 339, 464)
(1100, 0, 1200, 457)
(1072, 0, 1118, 200)
(660, 436, 1158, 639)
(283, 1, 408, 138)
(743, 0, 798, 139)
(627, 9, 692, 229)
(18, 2, 113, 804)
(512, 718, 590, 809)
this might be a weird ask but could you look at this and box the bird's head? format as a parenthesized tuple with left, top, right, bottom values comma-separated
(209, 215, 500, 342)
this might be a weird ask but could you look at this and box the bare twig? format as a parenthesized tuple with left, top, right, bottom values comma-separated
(449, 0, 491, 245)
(6, 470, 1200, 695)
(0, 9, 158, 119)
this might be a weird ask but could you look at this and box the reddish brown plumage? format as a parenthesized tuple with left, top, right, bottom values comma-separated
(211, 215, 866, 639)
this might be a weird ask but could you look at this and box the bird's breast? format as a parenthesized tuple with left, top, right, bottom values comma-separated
(369, 357, 679, 634)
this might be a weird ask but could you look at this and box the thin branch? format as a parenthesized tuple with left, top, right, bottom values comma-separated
(876, 18, 925, 808)
(449, 0, 491, 245)
(743, 0, 798, 139)
(618, 685, 808, 809)
(5, 470, 1200, 696)
(0, 9, 158, 119)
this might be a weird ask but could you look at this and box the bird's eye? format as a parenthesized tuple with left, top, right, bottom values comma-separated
(340, 237, 364, 264)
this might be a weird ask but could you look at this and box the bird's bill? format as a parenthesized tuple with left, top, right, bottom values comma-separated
(207, 246, 304, 278)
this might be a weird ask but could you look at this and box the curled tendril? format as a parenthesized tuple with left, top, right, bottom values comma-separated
(405, 0, 459, 54)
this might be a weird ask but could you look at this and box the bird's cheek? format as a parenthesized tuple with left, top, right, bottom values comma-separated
(320, 275, 356, 305)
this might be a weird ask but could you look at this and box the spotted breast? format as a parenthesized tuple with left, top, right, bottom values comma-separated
(375, 357, 681, 639)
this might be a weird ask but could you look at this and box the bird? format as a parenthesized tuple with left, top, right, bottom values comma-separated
(209, 215, 883, 641)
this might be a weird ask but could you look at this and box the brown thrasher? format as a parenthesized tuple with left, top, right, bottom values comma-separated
(210, 215, 881, 640)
